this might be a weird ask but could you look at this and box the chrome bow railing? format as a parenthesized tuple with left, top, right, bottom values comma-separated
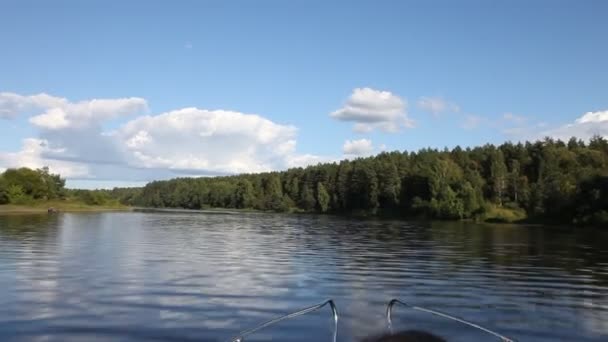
(229, 299, 338, 342)
(386, 299, 515, 342)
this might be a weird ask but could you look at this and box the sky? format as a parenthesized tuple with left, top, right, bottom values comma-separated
(1, 0, 607, 189)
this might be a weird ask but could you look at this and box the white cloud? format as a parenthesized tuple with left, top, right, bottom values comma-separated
(330, 87, 413, 133)
(0, 92, 147, 128)
(0, 138, 89, 178)
(575, 110, 608, 124)
(1, 92, 331, 184)
(0, 93, 23, 119)
(343, 138, 374, 157)
(0, 94, 146, 167)
(29, 97, 147, 130)
(0, 92, 65, 119)
(542, 110, 608, 141)
(116, 107, 300, 174)
(417, 96, 460, 116)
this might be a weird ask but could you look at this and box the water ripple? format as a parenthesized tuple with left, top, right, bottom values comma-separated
(0, 212, 607, 341)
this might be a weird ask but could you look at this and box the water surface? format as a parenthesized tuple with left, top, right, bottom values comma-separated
(0, 212, 607, 341)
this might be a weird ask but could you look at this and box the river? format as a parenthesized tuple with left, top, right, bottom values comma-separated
(0, 211, 606, 341)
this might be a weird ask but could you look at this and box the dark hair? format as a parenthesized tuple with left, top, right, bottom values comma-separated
(362, 330, 447, 342)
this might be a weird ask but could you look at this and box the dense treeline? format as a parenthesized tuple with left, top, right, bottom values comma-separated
(127, 137, 608, 226)
(2, 137, 606, 226)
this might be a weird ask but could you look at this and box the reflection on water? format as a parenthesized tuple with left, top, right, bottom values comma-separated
(0, 212, 607, 341)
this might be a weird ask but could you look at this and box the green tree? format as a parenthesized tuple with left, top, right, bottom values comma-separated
(509, 159, 520, 203)
(349, 161, 379, 212)
(572, 175, 608, 226)
(299, 183, 316, 211)
(430, 186, 464, 219)
(459, 181, 482, 217)
(3, 168, 46, 199)
(79, 190, 110, 205)
(490, 150, 507, 206)
(0, 177, 9, 204)
(234, 179, 255, 209)
(263, 174, 284, 211)
(7, 184, 28, 204)
(336, 161, 352, 210)
(377, 160, 400, 209)
(285, 175, 300, 202)
(316, 182, 330, 212)
(37, 167, 66, 199)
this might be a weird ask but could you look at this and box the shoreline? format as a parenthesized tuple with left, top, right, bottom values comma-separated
(132, 206, 588, 229)
(0, 204, 132, 215)
(1, 205, 587, 228)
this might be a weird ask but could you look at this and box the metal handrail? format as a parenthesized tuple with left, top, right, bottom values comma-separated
(386, 299, 515, 342)
(229, 299, 338, 342)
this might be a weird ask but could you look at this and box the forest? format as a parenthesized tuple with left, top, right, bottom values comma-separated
(1, 137, 607, 226)
(120, 137, 608, 226)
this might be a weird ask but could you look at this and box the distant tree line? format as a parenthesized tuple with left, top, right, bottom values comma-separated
(122, 137, 608, 226)
(2, 137, 606, 226)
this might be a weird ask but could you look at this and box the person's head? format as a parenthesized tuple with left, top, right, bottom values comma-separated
(362, 330, 446, 342)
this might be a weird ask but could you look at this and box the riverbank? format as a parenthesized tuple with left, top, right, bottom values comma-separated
(0, 202, 581, 227)
(134, 204, 531, 224)
(0, 200, 131, 215)
(479, 206, 528, 223)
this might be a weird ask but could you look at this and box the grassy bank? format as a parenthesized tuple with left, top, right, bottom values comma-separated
(0, 199, 130, 215)
(479, 205, 528, 223)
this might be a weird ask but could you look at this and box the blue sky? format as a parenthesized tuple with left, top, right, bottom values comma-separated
(1, 0, 607, 188)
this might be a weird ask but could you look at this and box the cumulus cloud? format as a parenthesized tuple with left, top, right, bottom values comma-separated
(0, 93, 148, 170)
(0, 92, 65, 119)
(0, 138, 89, 178)
(116, 107, 299, 174)
(499, 110, 608, 142)
(29, 97, 147, 130)
(417, 96, 460, 116)
(0, 91, 147, 128)
(343, 138, 374, 157)
(0, 91, 328, 184)
(542, 110, 608, 141)
(575, 110, 608, 124)
(330, 88, 413, 133)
